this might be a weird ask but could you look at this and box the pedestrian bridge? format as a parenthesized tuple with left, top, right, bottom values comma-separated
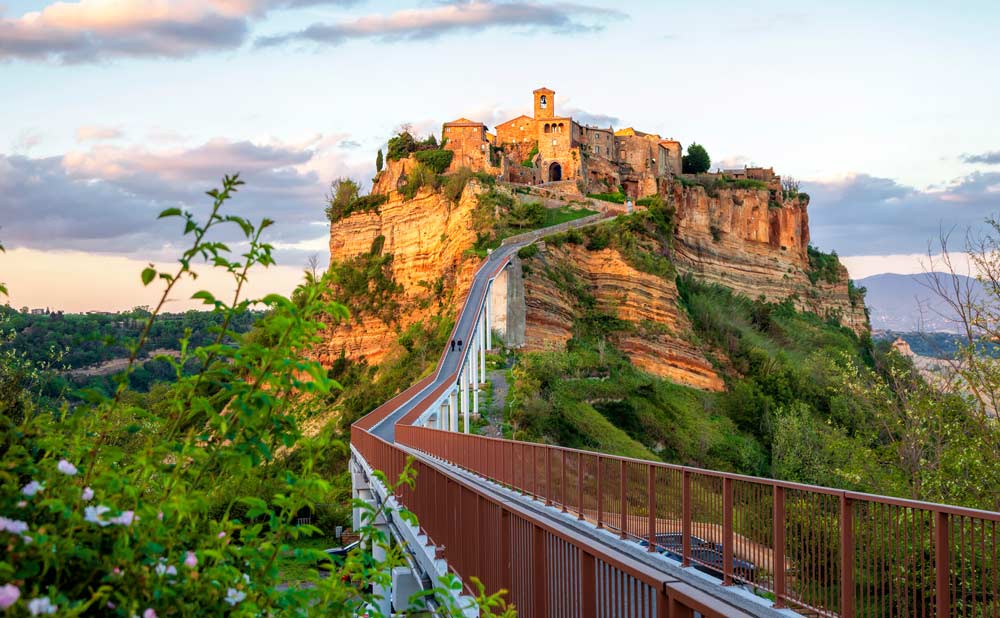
(350, 212, 1000, 617)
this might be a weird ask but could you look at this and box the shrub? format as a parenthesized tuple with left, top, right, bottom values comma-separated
(443, 167, 474, 202)
(506, 201, 546, 228)
(325, 179, 387, 223)
(521, 144, 539, 167)
(587, 191, 626, 204)
(682, 143, 711, 174)
(399, 162, 439, 200)
(386, 131, 440, 161)
(375, 148, 384, 173)
(807, 245, 841, 285)
(517, 244, 539, 259)
(324, 178, 360, 222)
(413, 149, 454, 174)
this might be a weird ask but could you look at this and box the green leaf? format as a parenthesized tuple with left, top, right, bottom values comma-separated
(158, 207, 183, 219)
(141, 266, 156, 286)
(191, 290, 217, 305)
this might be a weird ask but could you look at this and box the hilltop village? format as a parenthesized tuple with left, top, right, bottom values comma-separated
(439, 87, 782, 200)
(322, 86, 869, 382)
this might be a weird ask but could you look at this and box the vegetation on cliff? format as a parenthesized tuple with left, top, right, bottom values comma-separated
(324, 178, 387, 223)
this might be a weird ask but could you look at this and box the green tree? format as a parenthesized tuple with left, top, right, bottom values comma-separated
(682, 143, 711, 174)
(324, 178, 360, 222)
(375, 148, 384, 173)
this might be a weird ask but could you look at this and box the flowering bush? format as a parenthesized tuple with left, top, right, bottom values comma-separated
(0, 176, 513, 617)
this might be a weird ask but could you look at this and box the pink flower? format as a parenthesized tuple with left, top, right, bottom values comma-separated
(0, 584, 20, 609)
(184, 551, 197, 568)
(81, 487, 94, 501)
(21, 480, 44, 497)
(57, 459, 78, 476)
(217, 531, 226, 539)
(157, 511, 164, 521)
(143, 608, 157, 618)
(112, 567, 121, 575)
(110, 510, 135, 526)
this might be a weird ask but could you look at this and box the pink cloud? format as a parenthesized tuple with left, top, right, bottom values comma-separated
(0, 0, 358, 62)
(76, 125, 123, 142)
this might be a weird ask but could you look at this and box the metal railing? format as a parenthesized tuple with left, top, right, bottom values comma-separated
(397, 425, 1000, 618)
(352, 427, 748, 618)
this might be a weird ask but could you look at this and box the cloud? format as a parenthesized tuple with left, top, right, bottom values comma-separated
(12, 128, 44, 152)
(256, 0, 624, 48)
(805, 172, 1000, 256)
(563, 107, 619, 128)
(76, 125, 123, 142)
(0, 0, 358, 63)
(0, 136, 368, 265)
(962, 151, 1000, 165)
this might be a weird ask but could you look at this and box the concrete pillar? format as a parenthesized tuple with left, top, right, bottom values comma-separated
(461, 375, 469, 433)
(371, 523, 391, 616)
(479, 309, 487, 384)
(465, 349, 474, 433)
(438, 402, 447, 430)
(483, 283, 493, 350)
(450, 388, 459, 432)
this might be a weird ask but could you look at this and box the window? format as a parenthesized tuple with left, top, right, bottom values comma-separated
(552, 139, 557, 146)
(540, 95, 547, 108)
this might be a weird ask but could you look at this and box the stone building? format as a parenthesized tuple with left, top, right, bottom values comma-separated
(442, 117, 498, 174)
(438, 87, 781, 199)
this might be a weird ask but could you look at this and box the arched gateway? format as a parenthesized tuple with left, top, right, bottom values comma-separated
(548, 162, 562, 182)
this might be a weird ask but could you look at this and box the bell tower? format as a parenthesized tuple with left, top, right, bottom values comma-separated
(533, 87, 555, 119)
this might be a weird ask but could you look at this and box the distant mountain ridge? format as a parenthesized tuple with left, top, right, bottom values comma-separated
(858, 272, 982, 332)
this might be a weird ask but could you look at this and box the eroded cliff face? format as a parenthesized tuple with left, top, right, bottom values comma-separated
(315, 177, 483, 367)
(521, 244, 724, 391)
(670, 185, 868, 334)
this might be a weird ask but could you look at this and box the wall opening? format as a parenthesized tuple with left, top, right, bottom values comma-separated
(549, 162, 562, 182)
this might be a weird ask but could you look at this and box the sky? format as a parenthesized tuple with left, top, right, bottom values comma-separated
(1, 0, 999, 311)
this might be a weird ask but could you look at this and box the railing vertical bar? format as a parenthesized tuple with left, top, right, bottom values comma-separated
(578, 452, 585, 520)
(561, 449, 568, 513)
(682, 469, 691, 566)
(771, 485, 788, 609)
(723, 477, 733, 585)
(647, 464, 656, 552)
(620, 459, 628, 540)
(597, 456, 604, 529)
(841, 494, 854, 618)
(937, 511, 950, 618)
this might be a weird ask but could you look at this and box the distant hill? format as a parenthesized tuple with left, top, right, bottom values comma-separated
(857, 272, 982, 332)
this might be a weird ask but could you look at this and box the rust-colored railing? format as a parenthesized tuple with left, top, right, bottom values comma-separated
(397, 425, 1000, 618)
(352, 427, 744, 618)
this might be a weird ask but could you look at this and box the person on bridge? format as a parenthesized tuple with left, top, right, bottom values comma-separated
(457, 339, 463, 350)
(450, 340, 456, 352)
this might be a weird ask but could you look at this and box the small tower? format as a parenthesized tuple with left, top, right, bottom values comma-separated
(533, 87, 555, 119)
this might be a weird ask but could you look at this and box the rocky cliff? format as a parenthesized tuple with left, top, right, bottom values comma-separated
(669, 184, 868, 334)
(520, 243, 724, 391)
(315, 173, 483, 368)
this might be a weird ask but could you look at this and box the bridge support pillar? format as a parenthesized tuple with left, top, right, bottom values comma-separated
(451, 388, 459, 432)
(460, 374, 469, 433)
(371, 522, 392, 617)
(479, 309, 487, 384)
